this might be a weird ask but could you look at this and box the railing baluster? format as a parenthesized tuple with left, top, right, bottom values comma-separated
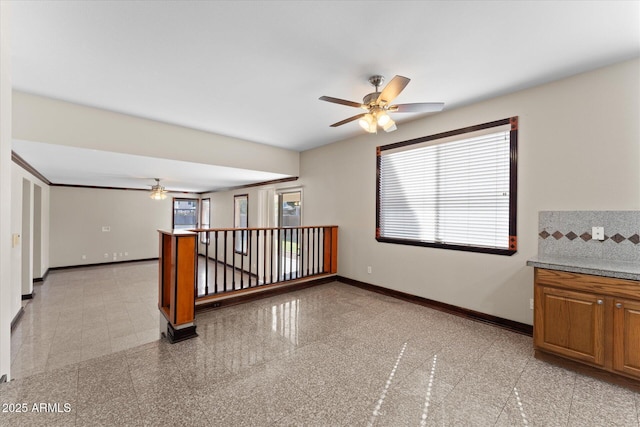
(312, 228, 316, 275)
(307, 228, 311, 276)
(240, 230, 244, 289)
(232, 230, 237, 290)
(262, 229, 266, 286)
(248, 230, 252, 288)
(301, 228, 305, 279)
(276, 228, 280, 282)
(296, 228, 300, 279)
(289, 228, 293, 280)
(224, 230, 228, 292)
(205, 231, 209, 296)
(269, 229, 273, 284)
(319, 227, 324, 273)
(214, 231, 219, 294)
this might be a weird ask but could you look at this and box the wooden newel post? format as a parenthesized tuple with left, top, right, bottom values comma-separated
(158, 229, 198, 343)
(323, 226, 338, 274)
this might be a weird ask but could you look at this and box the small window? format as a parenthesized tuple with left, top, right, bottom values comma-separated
(234, 194, 248, 254)
(376, 117, 518, 255)
(200, 198, 210, 243)
(173, 198, 198, 230)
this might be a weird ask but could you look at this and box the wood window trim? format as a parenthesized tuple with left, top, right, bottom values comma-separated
(375, 117, 518, 256)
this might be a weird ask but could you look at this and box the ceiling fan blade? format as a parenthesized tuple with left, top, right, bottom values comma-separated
(330, 113, 366, 127)
(319, 96, 363, 108)
(377, 75, 410, 105)
(389, 102, 445, 113)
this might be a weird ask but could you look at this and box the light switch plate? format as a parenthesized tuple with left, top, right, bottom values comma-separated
(592, 226, 604, 241)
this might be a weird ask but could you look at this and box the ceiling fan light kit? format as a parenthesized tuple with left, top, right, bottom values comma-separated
(320, 74, 444, 134)
(149, 178, 168, 200)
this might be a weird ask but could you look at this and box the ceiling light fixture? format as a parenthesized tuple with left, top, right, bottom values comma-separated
(382, 118, 397, 132)
(150, 178, 168, 200)
(358, 113, 376, 133)
(376, 111, 390, 126)
(320, 74, 445, 134)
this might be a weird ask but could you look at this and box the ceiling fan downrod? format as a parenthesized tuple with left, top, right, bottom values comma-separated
(363, 75, 385, 107)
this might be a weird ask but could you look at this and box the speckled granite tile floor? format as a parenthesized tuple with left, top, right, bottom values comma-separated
(1, 261, 639, 426)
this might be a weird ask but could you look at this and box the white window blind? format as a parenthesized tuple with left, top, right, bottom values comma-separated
(377, 121, 516, 254)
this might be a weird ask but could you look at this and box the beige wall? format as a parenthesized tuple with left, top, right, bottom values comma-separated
(49, 186, 177, 267)
(36, 58, 640, 326)
(297, 58, 640, 325)
(13, 91, 300, 177)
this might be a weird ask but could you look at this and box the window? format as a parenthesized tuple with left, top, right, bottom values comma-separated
(200, 198, 210, 243)
(376, 117, 518, 255)
(173, 198, 198, 230)
(234, 194, 248, 254)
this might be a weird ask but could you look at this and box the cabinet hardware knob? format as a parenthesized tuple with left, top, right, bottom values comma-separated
(615, 303, 623, 308)
(597, 299, 604, 305)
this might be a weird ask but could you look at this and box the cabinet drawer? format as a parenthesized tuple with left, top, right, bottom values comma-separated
(535, 269, 640, 300)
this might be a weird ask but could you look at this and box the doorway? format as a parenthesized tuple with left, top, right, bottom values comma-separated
(277, 190, 301, 280)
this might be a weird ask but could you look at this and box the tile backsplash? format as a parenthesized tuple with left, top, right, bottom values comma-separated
(538, 211, 640, 262)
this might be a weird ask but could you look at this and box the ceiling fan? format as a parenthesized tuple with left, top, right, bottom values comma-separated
(149, 178, 168, 200)
(319, 75, 444, 133)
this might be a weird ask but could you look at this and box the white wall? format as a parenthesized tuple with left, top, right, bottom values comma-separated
(298, 58, 640, 325)
(0, 0, 13, 380)
(49, 186, 175, 267)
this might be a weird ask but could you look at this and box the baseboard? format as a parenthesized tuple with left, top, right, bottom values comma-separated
(11, 307, 25, 331)
(337, 275, 533, 336)
(33, 268, 49, 284)
(50, 258, 158, 271)
(21, 292, 34, 300)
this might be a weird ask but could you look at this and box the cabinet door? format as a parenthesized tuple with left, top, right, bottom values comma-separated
(534, 285, 605, 366)
(613, 298, 640, 379)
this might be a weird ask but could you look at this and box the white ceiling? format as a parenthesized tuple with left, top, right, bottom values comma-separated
(10, 1, 640, 192)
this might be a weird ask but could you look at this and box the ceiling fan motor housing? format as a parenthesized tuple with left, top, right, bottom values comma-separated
(363, 92, 382, 107)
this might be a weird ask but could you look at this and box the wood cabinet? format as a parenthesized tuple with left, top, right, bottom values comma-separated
(613, 298, 640, 378)
(534, 268, 640, 381)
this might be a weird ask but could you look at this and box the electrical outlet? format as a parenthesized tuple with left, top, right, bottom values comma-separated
(592, 226, 604, 241)
(104, 253, 109, 258)
(82, 255, 86, 260)
(102, 226, 110, 232)
(367, 266, 372, 274)
(530, 298, 534, 310)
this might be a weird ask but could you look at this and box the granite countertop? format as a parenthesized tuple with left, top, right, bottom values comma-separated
(527, 255, 640, 281)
